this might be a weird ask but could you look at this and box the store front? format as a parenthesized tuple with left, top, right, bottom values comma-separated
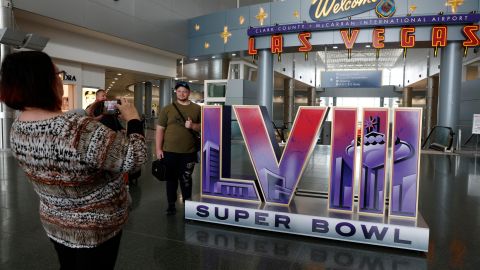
(14, 9, 177, 111)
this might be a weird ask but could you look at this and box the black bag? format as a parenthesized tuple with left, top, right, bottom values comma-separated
(152, 159, 167, 181)
(192, 133, 201, 152)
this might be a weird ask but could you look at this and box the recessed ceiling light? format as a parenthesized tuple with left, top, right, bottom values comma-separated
(114, 78, 118, 80)
(194, 58, 198, 61)
(232, 53, 236, 56)
(112, 81, 116, 84)
(333, 46, 338, 49)
(365, 45, 371, 48)
(117, 73, 122, 76)
(212, 56, 216, 59)
(189, 80, 193, 83)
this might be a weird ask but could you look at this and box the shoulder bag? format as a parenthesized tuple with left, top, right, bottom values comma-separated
(172, 102, 201, 152)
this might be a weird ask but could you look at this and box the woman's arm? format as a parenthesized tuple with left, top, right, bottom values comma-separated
(76, 118, 146, 173)
(77, 98, 146, 172)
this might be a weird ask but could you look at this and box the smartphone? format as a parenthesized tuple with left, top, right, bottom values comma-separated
(104, 100, 120, 115)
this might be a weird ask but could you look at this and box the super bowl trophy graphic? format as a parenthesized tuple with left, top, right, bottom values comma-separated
(328, 108, 357, 212)
(389, 108, 422, 219)
(328, 108, 422, 217)
(357, 109, 389, 215)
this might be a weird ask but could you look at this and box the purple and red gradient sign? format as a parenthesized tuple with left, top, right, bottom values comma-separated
(389, 108, 422, 219)
(234, 106, 327, 205)
(202, 105, 327, 205)
(201, 106, 259, 202)
(358, 109, 389, 215)
(201, 105, 422, 219)
(328, 108, 357, 212)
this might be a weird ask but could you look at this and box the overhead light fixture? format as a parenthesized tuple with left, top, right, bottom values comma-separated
(194, 58, 198, 61)
(189, 80, 193, 83)
(114, 78, 118, 80)
(333, 46, 338, 49)
(112, 81, 116, 84)
(117, 73, 122, 76)
(0, 28, 49, 51)
(232, 53, 237, 56)
(0, 28, 26, 47)
(365, 45, 371, 48)
(212, 56, 216, 59)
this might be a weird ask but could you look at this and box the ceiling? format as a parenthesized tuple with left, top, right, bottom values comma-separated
(104, 46, 409, 98)
(104, 69, 167, 98)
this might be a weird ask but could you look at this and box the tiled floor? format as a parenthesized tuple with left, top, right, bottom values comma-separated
(1, 141, 480, 269)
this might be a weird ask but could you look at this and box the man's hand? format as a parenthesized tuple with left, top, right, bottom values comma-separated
(156, 149, 164, 159)
(185, 117, 193, 129)
(116, 98, 140, 121)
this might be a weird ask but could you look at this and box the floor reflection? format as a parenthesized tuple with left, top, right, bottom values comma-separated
(185, 222, 427, 270)
(3, 142, 480, 269)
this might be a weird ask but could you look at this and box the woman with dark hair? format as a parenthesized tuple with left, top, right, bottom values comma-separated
(0, 51, 146, 269)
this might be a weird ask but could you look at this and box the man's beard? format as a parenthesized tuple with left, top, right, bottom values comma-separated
(177, 97, 188, 102)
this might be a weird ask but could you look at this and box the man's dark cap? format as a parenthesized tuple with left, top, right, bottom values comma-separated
(174, 81, 190, 90)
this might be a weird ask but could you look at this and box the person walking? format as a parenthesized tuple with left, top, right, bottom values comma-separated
(0, 51, 147, 270)
(155, 81, 201, 215)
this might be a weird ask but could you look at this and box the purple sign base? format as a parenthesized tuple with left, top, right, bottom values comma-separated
(185, 196, 429, 252)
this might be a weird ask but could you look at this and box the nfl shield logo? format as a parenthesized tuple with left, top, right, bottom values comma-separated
(376, 0, 396, 18)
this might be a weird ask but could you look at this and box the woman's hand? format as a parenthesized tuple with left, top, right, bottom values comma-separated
(116, 98, 140, 121)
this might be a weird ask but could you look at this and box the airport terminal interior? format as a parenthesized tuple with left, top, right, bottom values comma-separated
(1, 0, 480, 269)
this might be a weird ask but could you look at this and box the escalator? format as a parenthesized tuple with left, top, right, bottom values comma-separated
(422, 126, 454, 152)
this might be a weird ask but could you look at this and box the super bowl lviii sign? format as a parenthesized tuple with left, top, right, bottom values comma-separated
(186, 106, 428, 252)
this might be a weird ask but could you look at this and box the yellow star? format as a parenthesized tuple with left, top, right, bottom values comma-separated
(293, 10, 300, 18)
(204, 42, 210, 49)
(239, 16, 245, 25)
(220, 26, 232, 44)
(194, 24, 200, 31)
(256, 7, 268, 26)
(445, 0, 464, 13)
